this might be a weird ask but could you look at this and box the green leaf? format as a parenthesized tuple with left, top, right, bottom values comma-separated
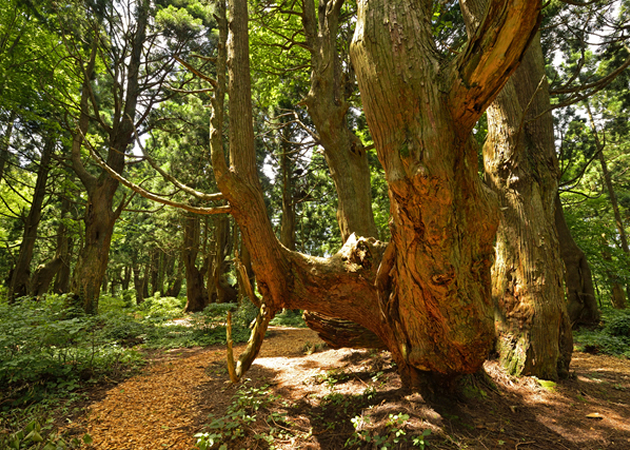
(83, 433, 94, 444)
(26, 430, 44, 443)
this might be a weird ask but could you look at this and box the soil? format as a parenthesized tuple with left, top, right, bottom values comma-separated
(63, 327, 630, 450)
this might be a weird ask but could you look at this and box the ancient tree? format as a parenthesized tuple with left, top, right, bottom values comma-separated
(215, 0, 541, 388)
(104, 0, 545, 388)
(482, 36, 573, 379)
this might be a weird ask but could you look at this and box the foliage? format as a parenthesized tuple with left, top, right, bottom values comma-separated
(269, 308, 306, 328)
(0, 295, 144, 405)
(573, 308, 630, 357)
(0, 418, 92, 450)
(194, 381, 290, 450)
(345, 412, 431, 449)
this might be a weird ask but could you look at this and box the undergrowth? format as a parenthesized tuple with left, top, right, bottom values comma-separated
(269, 309, 306, 328)
(573, 307, 630, 357)
(0, 292, 256, 448)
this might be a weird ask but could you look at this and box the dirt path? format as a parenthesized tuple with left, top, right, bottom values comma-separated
(66, 328, 630, 449)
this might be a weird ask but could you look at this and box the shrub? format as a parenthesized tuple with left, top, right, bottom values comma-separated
(604, 311, 630, 337)
(0, 295, 143, 406)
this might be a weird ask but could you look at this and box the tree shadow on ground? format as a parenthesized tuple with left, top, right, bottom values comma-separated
(192, 345, 630, 450)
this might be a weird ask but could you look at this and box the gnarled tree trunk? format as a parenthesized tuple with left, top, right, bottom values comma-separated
(71, 185, 122, 313)
(483, 37, 572, 380)
(209, 0, 541, 389)
(70, 1, 148, 313)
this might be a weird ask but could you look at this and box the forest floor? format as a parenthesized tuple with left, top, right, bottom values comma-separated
(61, 327, 630, 450)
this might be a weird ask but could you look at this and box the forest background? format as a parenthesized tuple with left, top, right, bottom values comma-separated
(1, 0, 630, 447)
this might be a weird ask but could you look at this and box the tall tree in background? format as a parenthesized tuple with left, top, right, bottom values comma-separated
(482, 35, 573, 379)
(64, 0, 216, 313)
(7, 133, 56, 301)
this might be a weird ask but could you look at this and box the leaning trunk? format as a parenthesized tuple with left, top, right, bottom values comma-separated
(8, 135, 55, 302)
(31, 257, 63, 297)
(483, 38, 573, 379)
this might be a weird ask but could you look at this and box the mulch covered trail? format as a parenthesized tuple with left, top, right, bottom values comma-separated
(68, 328, 322, 450)
(64, 328, 630, 450)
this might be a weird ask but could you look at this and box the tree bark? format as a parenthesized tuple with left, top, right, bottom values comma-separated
(182, 215, 209, 312)
(601, 242, 627, 309)
(302, 0, 378, 242)
(555, 195, 600, 326)
(212, 0, 540, 388)
(8, 134, 55, 302)
(70, 1, 148, 313)
(31, 257, 63, 297)
(132, 262, 148, 305)
(483, 37, 572, 380)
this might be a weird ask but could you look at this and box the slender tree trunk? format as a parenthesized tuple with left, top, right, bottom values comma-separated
(483, 37, 573, 379)
(555, 195, 600, 326)
(211, 216, 231, 303)
(587, 106, 630, 308)
(165, 260, 183, 297)
(302, 0, 378, 242)
(183, 215, 209, 312)
(8, 134, 55, 302)
(53, 234, 73, 294)
(601, 241, 627, 308)
(280, 140, 296, 250)
(132, 263, 147, 305)
(0, 112, 16, 182)
(121, 265, 132, 291)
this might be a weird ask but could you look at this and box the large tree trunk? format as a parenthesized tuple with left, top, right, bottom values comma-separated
(8, 134, 55, 302)
(483, 37, 573, 380)
(70, 1, 148, 313)
(210, 0, 540, 389)
(555, 195, 600, 326)
(182, 215, 209, 312)
(302, 0, 378, 243)
(71, 185, 121, 313)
